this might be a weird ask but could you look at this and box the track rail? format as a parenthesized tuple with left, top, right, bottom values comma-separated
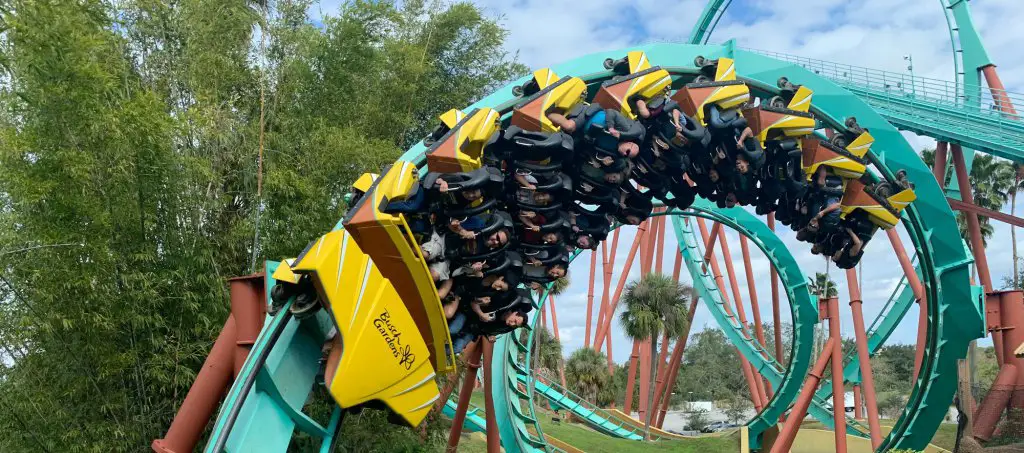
(205, 42, 978, 453)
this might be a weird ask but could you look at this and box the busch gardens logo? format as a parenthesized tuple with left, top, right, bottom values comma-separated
(374, 309, 415, 370)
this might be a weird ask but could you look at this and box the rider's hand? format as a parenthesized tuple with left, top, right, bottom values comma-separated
(438, 179, 450, 193)
(609, 128, 621, 139)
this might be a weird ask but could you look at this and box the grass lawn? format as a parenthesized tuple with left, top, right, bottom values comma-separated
(534, 410, 739, 452)
(469, 391, 486, 409)
(458, 434, 490, 453)
(456, 391, 740, 452)
(456, 392, 962, 452)
(800, 419, 959, 451)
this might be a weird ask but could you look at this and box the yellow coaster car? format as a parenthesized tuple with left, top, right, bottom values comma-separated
(341, 161, 456, 374)
(593, 51, 672, 119)
(425, 108, 501, 174)
(603, 50, 655, 74)
(672, 57, 750, 126)
(282, 231, 444, 428)
(741, 85, 815, 144)
(510, 68, 587, 133)
(801, 131, 872, 180)
(839, 177, 917, 229)
(344, 172, 380, 208)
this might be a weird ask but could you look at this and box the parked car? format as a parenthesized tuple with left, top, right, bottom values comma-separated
(702, 421, 738, 433)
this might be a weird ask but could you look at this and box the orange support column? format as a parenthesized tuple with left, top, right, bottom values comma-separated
(767, 213, 784, 361)
(606, 329, 614, 372)
(549, 294, 567, 388)
(770, 339, 835, 453)
(641, 217, 656, 274)
(152, 317, 238, 453)
(988, 294, 1006, 367)
(853, 385, 863, 420)
(595, 223, 649, 352)
(598, 230, 621, 371)
(718, 227, 769, 408)
(886, 229, 927, 383)
(696, 218, 764, 411)
(739, 235, 771, 397)
(933, 141, 949, 186)
(228, 274, 267, 378)
(974, 363, 1019, 441)
(739, 236, 768, 348)
(638, 339, 652, 423)
(637, 218, 659, 424)
(982, 65, 1019, 116)
(703, 222, 722, 266)
(655, 214, 667, 273)
(481, 340, 500, 453)
(585, 250, 598, 348)
(446, 340, 483, 452)
(624, 341, 642, 413)
(826, 296, 848, 453)
(655, 295, 700, 428)
(952, 145, 994, 293)
(846, 268, 882, 448)
(996, 290, 1024, 408)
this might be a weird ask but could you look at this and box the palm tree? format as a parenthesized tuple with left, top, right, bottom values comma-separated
(619, 273, 690, 440)
(967, 154, 1015, 246)
(565, 348, 610, 404)
(549, 275, 570, 295)
(921, 149, 1015, 247)
(807, 272, 838, 298)
(533, 327, 563, 375)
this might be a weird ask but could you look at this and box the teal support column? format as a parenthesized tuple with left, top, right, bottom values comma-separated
(687, 0, 731, 45)
(942, 0, 993, 199)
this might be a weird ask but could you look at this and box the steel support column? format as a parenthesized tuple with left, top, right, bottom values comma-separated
(847, 268, 883, 448)
(446, 340, 483, 452)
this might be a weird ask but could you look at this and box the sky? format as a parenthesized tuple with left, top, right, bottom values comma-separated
(310, 0, 1024, 363)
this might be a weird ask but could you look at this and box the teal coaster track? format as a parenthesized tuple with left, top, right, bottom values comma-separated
(203, 42, 987, 452)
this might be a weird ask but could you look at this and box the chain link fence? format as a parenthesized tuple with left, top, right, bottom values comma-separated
(956, 384, 1024, 452)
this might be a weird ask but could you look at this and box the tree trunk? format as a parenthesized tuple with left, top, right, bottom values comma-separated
(645, 336, 658, 441)
(1012, 175, 1019, 288)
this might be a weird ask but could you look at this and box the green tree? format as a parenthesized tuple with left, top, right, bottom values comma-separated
(877, 391, 907, 419)
(686, 408, 711, 432)
(565, 348, 611, 405)
(808, 272, 839, 298)
(0, 0, 525, 451)
(532, 327, 564, 375)
(722, 394, 752, 424)
(604, 363, 629, 408)
(674, 329, 747, 401)
(761, 322, 793, 365)
(549, 275, 571, 295)
(619, 273, 690, 440)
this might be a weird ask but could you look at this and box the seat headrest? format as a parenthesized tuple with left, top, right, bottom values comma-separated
(447, 197, 499, 219)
